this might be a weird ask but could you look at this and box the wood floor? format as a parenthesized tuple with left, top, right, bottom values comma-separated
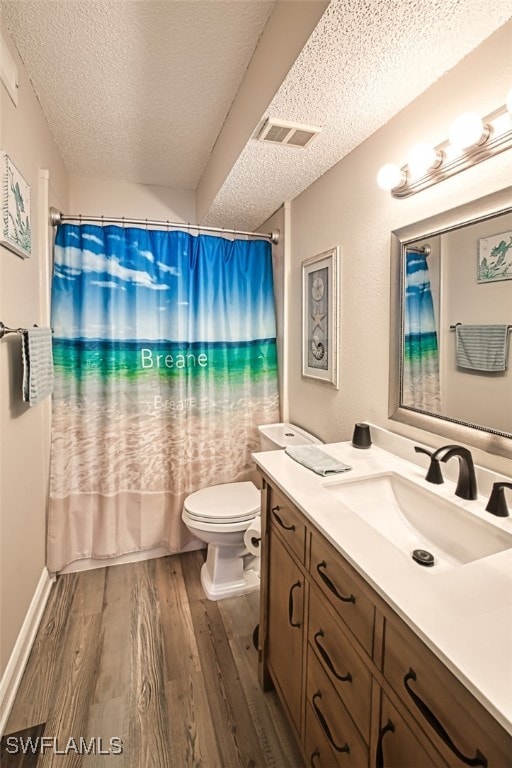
(3, 551, 304, 767)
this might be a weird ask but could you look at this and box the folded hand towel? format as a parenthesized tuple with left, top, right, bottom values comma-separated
(285, 445, 352, 476)
(455, 324, 509, 372)
(22, 327, 54, 405)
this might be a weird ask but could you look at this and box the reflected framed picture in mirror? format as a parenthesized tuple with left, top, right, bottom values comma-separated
(477, 229, 512, 283)
(301, 246, 339, 388)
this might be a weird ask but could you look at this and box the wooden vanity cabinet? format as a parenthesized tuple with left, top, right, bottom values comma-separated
(259, 477, 512, 768)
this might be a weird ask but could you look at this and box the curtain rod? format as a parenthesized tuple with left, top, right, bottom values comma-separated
(49, 207, 280, 244)
(405, 244, 431, 256)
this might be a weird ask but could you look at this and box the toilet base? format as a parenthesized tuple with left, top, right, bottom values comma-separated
(200, 543, 260, 600)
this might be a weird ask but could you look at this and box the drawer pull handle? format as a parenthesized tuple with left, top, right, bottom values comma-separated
(316, 561, 356, 603)
(272, 507, 296, 532)
(314, 630, 352, 683)
(403, 668, 487, 767)
(310, 749, 320, 767)
(375, 719, 395, 768)
(288, 581, 301, 628)
(312, 691, 350, 755)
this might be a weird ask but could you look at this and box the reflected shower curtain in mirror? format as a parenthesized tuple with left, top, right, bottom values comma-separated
(47, 224, 279, 572)
(402, 249, 441, 412)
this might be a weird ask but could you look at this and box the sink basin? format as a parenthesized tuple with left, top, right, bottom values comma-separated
(324, 472, 512, 571)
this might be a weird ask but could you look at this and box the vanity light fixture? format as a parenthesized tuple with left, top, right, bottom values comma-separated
(377, 95, 512, 198)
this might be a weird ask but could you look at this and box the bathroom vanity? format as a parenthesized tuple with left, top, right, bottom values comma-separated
(254, 430, 512, 767)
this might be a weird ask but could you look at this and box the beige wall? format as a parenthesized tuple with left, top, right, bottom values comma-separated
(0, 23, 69, 676)
(441, 213, 512, 432)
(286, 22, 512, 474)
(69, 176, 196, 223)
(258, 204, 287, 418)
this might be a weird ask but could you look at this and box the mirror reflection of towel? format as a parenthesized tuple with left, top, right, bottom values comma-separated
(22, 327, 54, 405)
(455, 324, 509, 372)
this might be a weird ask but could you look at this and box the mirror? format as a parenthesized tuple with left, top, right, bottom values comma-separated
(389, 187, 512, 459)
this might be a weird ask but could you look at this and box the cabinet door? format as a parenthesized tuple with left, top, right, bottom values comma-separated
(376, 693, 446, 768)
(267, 530, 305, 733)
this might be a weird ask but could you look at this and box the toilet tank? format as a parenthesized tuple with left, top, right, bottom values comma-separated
(258, 422, 322, 451)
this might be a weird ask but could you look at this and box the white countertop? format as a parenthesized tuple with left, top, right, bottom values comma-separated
(253, 433, 512, 735)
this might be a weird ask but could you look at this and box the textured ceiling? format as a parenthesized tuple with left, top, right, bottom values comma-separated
(203, 0, 512, 229)
(2, 0, 512, 229)
(1, 0, 275, 189)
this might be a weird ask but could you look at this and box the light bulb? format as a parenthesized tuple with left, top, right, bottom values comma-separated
(377, 163, 406, 191)
(407, 142, 440, 177)
(507, 87, 512, 115)
(449, 112, 486, 151)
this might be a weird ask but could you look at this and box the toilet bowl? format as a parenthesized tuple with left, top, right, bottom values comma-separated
(182, 422, 321, 600)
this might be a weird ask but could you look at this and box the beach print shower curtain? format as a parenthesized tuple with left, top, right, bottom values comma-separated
(47, 224, 279, 572)
(402, 249, 441, 412)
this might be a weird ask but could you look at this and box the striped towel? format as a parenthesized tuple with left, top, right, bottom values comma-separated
(22, 327, 54, 405)
(285, 445, 352, 476)
(455, 324, 509, 372)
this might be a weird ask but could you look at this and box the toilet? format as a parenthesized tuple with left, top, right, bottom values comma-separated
(182, 422, 321, 600)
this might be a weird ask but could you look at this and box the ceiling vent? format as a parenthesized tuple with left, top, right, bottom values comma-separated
(257, 119, 322, 148)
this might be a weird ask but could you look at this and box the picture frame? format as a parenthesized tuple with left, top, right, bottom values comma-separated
(301, 246, 339, 388)
(1, 152, 32, 259)
(477, 229, 512, 283)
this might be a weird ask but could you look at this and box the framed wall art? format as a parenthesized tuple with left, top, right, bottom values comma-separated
(302, 246, 339, 388)
(477, 229, 512, 283)
(1, 152, 32, 258)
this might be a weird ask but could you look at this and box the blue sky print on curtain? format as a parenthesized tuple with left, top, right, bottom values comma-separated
(402, 249, 441, 413)
(48, 224, 279, 571)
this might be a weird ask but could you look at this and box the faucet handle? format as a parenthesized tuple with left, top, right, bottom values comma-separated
(485, 482, 512, 517)
(414, 446, 444, 484)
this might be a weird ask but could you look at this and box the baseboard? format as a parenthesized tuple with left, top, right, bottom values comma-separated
(0, 568, 55, 736)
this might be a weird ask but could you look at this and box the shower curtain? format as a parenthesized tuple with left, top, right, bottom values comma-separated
(47, 224, 280, 572)
(402, 249, 441, 412)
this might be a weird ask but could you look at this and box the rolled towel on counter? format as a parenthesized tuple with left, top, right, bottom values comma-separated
(285, 445, 352, 476)
(244, 516, 262, 557)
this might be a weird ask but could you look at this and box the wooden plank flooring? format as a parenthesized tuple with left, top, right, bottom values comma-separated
(3, 551, 304, 767)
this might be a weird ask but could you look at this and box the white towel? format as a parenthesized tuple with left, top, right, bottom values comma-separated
(455, 324, 509, 372)
(22, 327, 54, 405)
(285, 445, 352, 476)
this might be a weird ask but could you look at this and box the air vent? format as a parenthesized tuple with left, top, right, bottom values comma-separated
(257, 119, 321, 148)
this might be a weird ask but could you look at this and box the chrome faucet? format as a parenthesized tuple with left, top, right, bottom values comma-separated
(430, 445, 477, 500)
(485, 482, 512, 517)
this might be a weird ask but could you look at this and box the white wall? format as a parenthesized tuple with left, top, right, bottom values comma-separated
(0, 23, 69, 677)
(286, 22, 512, 474)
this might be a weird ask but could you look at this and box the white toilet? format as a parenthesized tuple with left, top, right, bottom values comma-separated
(182, 422, 321, 600)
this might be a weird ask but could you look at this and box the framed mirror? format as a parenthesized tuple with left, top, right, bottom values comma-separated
(389, 187, 512, 459)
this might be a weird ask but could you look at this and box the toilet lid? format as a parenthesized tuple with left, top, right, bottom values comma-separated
(184, 481, 260, 523)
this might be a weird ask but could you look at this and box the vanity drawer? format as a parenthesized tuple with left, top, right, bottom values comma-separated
(268, 486, 306, 563)
(308, 585, 372, 744)
(306, 648, 368, 767)
(304, 701, 340, 768)
(310, 533, 375, 657)
(383, 616, 512, 768)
